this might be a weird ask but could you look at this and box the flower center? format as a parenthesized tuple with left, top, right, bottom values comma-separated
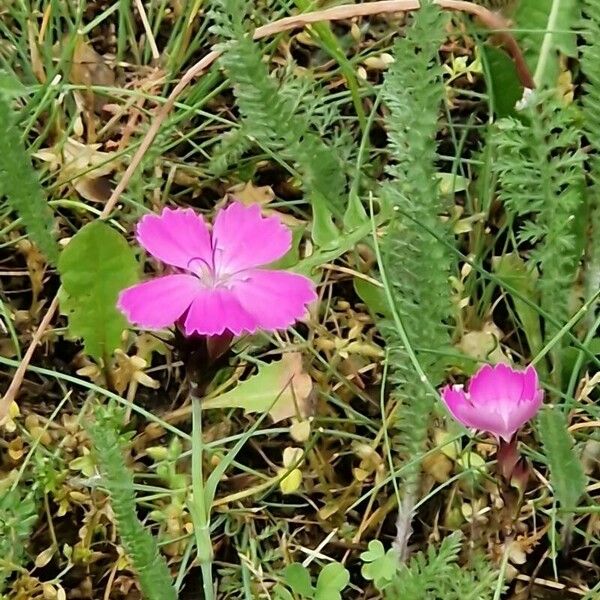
(187, 256, 239, 289)
(186, 257, 218, 287)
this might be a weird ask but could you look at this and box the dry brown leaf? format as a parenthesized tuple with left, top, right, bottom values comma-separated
(228, 181, 275, 206)
(423, 451, 453, 483)
(223, 185, 305, 227)
(35, 138, 119, 203)
(69, 37, 115, 112)
(112, 349, 160, 395)
(456, 321, 508, 364)
(27, 20, 45, 83)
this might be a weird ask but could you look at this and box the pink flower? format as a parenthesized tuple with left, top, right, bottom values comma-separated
(117, 203, 317, 336)
(440, 364, 543, 442)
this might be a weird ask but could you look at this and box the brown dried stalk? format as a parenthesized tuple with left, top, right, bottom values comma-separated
(0, 0, 533, 419)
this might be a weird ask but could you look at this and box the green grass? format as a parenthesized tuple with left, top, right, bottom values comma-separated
(0, 0, 598, 598)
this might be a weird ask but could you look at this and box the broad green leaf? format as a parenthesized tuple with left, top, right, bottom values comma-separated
(0, 94, 59, 264)
(202, 353, 312, 422)
(514, 0, 580, 88)
(58, 221, 139, 360)
(273, 584, 295, 600)
(311, 200, 340, 249)
(538, 408, 587, 512)
(269, 226, 303, 270)
(315, 562, 350, 600)
(283, 563, 313, 597)
(354, 277, 390, 318)
(492, 253, 543, 356)
(344, 190, 369, 231)
(0, 70, 28, 98)
(480, 45, 523, 118)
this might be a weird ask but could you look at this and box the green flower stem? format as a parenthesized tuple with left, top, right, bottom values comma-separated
(190, 396, 215, 600)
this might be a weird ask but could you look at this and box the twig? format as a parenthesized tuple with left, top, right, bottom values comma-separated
(1, 0, 533, 418)
(0, 295, 59, 418)
(99, 50, 221, 219)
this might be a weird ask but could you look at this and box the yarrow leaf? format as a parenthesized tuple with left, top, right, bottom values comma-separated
(88, 409, 177, 600)
(214, 1, 346, 246)
(493, 92, 585, 377)
(384, 532, 498, 599)
(58, 221, 139, 360)
(378, 1, 454, 558)
(538, 408, 587, 512)
(581, 0, 600, 305)
(0, 92, 59, 264)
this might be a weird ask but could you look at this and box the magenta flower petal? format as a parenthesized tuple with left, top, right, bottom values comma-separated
(118, 202, 317, 338)
(229, 269, 317, 331)
(440, 363, 543, 442)
(441, 385, 476, 427)
(118, 274, 201, 329)
(184, 288, 258, 336)
(440, 386, 510, 437)
(136, 208, 213, 270)
(521, 365, 540, 400)
(469, 363, 525, 408)
(212, 202, 291, 273)
(497, 388, 543, 442)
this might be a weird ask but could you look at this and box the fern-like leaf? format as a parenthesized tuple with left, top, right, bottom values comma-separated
(385, 533, 497, 600)
(581, 1, 600, 306)
(88, 411, 177, 600)
(0, 93, 59, 264)
(212, 2, 346, 245)
(0, 488, 39, 593)
(492, 93, 585, 380)
(378, 2, 454, 558)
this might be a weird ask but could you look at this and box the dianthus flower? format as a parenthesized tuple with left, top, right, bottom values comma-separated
(440, 363, 543, 443)
(118, 202, 316, 336)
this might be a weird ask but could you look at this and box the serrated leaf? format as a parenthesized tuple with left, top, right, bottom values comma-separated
(88, 411, 177, 600)
(315, 562, 349, 600)
(538, 408, 587, 511)
(283, 563, 314, 597)
(514, 0, 580, 87)
(202, 353, 312, 422)
(0, 94, 59, 264)
(58, 222, 139, 360)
